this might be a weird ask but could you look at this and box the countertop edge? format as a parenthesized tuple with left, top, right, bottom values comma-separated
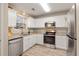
(8, 37, 23, 41)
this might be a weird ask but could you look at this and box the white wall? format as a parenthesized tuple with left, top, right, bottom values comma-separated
(0, 41, 1, 56)
(0, 3, 8, 56)
(76, 4, 79, 56)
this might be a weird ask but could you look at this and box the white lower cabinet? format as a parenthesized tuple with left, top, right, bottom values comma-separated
(23, 36, 29, 52)
(23, 35, 68, 52)
(29, 36, 34, 48)
(36, 34, 44, 45)
(56, 36, 68, 50)
(23, 34, 44, 52)
(23, 35, 36, 52)
(31, 35, 36, 45)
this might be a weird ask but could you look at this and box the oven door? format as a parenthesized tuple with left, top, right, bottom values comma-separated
(44, 35, 55, 44)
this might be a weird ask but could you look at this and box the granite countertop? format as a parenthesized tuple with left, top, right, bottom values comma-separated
(0, 35, 23, 41)
(8, 33, 43, 41)
(56, 27, 67, 36)
(23, 31, 67, 36)
(56, 32, 66, 36)
(8, 27, 68, 40)
(23, 32, 44, 35)
(8, 35, 23, 41)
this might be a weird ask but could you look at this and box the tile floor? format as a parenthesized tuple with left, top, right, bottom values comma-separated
(22, 44, 67, 56)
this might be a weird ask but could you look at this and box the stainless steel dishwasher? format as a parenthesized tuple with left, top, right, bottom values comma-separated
(8, 37, 23, 56)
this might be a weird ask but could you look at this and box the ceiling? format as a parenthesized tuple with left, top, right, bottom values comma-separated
(10, 3, 73, 18)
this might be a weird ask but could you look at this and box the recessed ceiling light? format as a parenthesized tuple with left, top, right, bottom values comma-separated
(40, 3, 50, 12)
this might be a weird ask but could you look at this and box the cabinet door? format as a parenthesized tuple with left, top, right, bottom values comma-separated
(36, 35, 44, 45)
(26, 17, 34, 28)
(23, 36, 36, 52)
(54, 15, 66, 27)
(29, 35, 35, 48)
(33, 35, 37, 44)
(56, 36, 68, 50)
(34, 19, 45, 28)
(23, 37, 29, 52)
(26, 19, 30, 28)
(28, 36, 33, 48)
(8, 9, 16, 27)
(30, 19, 35, 28)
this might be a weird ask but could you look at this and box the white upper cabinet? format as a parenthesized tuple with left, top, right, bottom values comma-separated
(25, 15, 67, 28)
(25, 17, 34, 28)
(34, 19, 45, 28)
(30, 19, 35, 28)
(8, 8, 17, 27)
(31, 15, 67, 28)
(54, 15, 67, 27)
(25, 19, 30, 28)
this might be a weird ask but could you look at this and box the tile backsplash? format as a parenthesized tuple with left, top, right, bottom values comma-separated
(28, 28, 45, 34)
(28, 27, 68, 35)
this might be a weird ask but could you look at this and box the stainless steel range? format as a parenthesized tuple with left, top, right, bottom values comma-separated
(44, 32, 56, 44)
(44, 22, 56, 48)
